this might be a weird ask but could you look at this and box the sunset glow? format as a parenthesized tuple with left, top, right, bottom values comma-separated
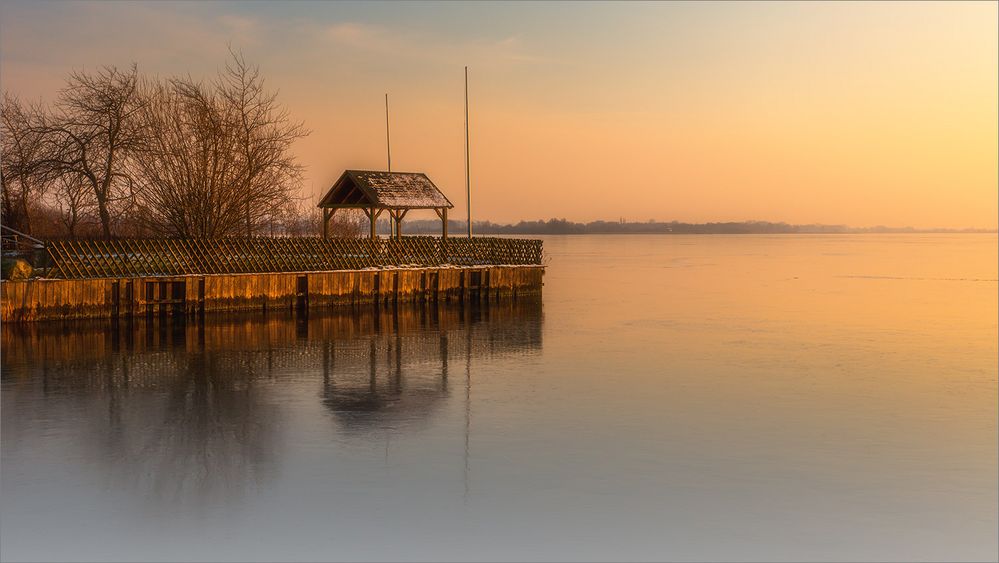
(2, 1, 996, 228)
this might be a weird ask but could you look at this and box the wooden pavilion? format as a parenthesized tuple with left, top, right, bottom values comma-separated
(318, 170, 454, 240)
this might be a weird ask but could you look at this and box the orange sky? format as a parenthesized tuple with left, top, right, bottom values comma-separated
(1, 1, 996, 228)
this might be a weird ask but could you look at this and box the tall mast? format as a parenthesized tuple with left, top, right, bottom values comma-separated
(385, 93, 392, 172)
(386, 93, 393, 238)
(464, 67, 471, 238)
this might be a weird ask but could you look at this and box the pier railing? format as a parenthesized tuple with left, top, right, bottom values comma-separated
(43, 236, 543, 279)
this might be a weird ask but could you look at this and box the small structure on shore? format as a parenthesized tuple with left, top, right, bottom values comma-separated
(318, 170, 454, 239)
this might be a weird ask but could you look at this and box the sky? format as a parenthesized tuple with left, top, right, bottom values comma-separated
(1, 1, 996, 229)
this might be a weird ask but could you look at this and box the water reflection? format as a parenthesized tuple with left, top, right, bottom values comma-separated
(3, 235, 996, 562)
(1, 298, 544, 510)
(314, 301, 542, 433)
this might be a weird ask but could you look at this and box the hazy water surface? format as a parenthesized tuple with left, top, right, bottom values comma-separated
(2, 234, 996, 562)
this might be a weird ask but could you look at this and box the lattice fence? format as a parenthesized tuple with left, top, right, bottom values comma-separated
(44, 236, 543, 279)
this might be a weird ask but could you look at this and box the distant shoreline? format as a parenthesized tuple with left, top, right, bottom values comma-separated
(395, 219, 996, 236)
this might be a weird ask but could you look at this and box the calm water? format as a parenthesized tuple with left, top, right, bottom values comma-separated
(2, 234, 996, 562)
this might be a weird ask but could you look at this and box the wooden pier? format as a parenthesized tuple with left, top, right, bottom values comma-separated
(1, 234, 544, 323)
(0, 264, 544, 322)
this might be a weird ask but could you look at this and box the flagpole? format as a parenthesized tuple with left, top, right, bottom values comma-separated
(385, 93, 391, 172)
(464, 66, 471, 238)
(386, 93, 393, 238)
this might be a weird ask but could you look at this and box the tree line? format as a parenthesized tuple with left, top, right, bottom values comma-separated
(398, 218, 991, 235)
(1, 51, 359, 239)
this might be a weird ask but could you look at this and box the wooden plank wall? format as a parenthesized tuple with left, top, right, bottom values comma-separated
(1, 266, 544, 322)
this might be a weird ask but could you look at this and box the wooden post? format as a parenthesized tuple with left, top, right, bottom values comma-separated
(322, 208, 334, 239)
(395, 209, 408, 240)
(434, 208, 448, 264)
(367, 208, 377, 239)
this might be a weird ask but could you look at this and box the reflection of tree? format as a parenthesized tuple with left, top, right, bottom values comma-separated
(2, 317, 280, 510)
(0, 297, 543, 509)
(113, 346, 279, 508)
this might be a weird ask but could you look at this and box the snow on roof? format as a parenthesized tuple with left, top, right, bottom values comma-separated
(319, 170, 453, 209)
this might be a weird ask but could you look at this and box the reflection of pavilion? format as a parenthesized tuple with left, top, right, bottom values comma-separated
(314, 299, 542, 434)
(320, 335, 448, 431)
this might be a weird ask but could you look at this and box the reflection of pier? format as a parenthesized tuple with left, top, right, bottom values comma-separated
(1, 299, 543, 506)
(1, 298, 543, 388)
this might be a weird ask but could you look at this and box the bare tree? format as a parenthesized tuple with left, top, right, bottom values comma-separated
(33, 65, 144, 238)
(132, 77, 245, 237)
(5, 54, 309, 239)
(133, 52, 308, 237)
(218, 49, 308, 236)
(53, 173, 96, 236)
(279, 202, 361, 237)
(0, 93, 51, 235)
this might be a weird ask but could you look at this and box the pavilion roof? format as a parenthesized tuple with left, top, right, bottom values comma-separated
(318, 170, 453, 210)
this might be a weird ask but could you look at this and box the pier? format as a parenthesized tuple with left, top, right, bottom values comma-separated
(0, 236, 543, 322)
(1, 171, 543, 323)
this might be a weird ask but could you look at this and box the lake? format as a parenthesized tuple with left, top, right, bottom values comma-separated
(2, 234, 996, 562)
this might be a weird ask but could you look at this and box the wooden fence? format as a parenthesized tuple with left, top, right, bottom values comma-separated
(42, 236, 543, 279)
